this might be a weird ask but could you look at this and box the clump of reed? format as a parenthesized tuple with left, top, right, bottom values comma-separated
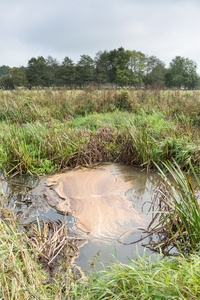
(127, 111, 200, 172)
(0, 118, 133, 174)
(142, 160, 200, 255)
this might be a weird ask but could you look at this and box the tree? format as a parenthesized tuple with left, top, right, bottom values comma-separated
(145, 56, 166, 87)
(106, 48, 120, 83)
(10, 67, 28, 87)
(0, 75, 15, 89)
(0, 65, 10, 77)
(0, 65, 11, 88)
(45, 56, 60, 86)
(57, 56, 75, 87)
(165, 56, 198, 89)
(115, 48, 131, 86)
(129, 51, 146, 86)
(76, 55, 95, 87)
(94, 51, 110, 85)
(26, 56, 48, 88)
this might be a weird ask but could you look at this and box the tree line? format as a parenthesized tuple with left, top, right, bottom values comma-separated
(0, 47, 199, 89)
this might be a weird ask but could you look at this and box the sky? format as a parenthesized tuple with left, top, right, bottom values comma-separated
(1, 0, 200, 71)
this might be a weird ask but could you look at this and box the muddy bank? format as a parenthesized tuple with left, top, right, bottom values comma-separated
(45, 165, 145, 239)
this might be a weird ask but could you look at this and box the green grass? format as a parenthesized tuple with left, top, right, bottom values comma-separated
(70, 252, 200, 299)
(0, 87, 200, 175)
(0, 105, 200, 174)
(146, 160, 200, 254)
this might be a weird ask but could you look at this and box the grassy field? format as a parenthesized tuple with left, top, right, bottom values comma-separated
(1, 87, 200, 299)
(1, 87, 200, 175)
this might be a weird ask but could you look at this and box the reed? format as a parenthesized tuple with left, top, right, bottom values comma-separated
(142, 160, 200, 255)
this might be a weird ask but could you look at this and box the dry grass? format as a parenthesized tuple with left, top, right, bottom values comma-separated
(25, 219, 85, 273)
(0, 178, 84, 299)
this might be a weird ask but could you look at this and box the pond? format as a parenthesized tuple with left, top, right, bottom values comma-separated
(1, 164, 161, 274)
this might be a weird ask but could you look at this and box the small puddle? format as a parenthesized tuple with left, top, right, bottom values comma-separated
(1, 164, 161, 274)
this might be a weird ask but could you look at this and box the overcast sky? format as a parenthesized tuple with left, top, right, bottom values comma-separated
(1, 0, 200, 71)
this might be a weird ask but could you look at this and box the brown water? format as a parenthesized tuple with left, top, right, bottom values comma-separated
(2, 164, 161, 273)
(45, 165, 145, 237)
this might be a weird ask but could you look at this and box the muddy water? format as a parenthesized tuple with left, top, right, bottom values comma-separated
(2, 164, 161, 273)
(45, 166, 145, 238)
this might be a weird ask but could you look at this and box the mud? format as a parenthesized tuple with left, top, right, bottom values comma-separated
(45, 165, 145, 239)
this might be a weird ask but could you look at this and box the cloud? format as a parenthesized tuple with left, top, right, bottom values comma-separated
(0, 0, 200, 71)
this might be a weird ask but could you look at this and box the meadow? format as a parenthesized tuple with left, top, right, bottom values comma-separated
(1, 87, 200, 175)
(1, 87, 200, 299)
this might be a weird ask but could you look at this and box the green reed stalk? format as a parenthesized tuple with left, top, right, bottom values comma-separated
(155, 160, 200, 252)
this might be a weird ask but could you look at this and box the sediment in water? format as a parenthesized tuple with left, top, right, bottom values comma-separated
(45, 165, 145, 239)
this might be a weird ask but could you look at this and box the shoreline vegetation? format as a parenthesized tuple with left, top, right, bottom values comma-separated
(1, 87, 200, 298)
(1, 165, 200, 299)
(1, 87, 200, 175)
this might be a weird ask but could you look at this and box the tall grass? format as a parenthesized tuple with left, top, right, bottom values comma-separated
(1, 111, 200, 174)
(144, 160, 200, 254)
(1, 87, 200, 174)
(1, 88, 200, 123)
(0, 200, 62, 299)
(0, 120, 132, 174)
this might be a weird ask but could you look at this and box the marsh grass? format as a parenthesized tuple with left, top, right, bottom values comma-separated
(1, 88, 200, 123)
(71, 252, 200, 299)
(0, 183, 81, 299)
(1, 120, 132, 174)
(0, 200, 58, 299)
(127, 111, 199, 171)
(1, 88, 200, 174)
(141, 160, 200, 255)
(1, 111, 200, 174)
